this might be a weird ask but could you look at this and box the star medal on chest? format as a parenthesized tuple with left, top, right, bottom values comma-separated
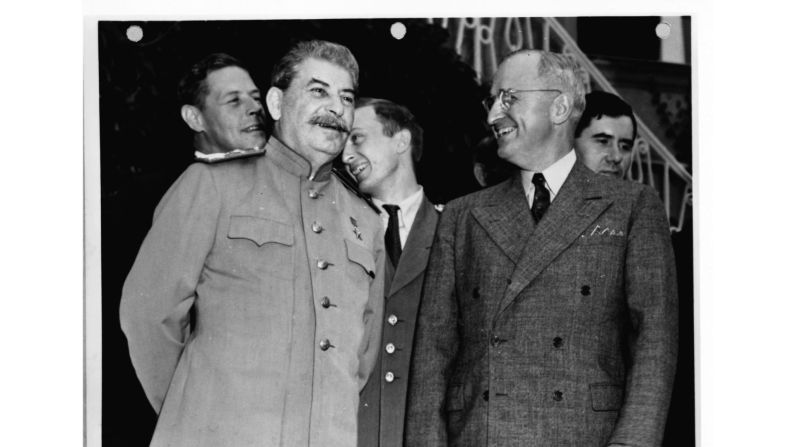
(350, 216, 363, 240)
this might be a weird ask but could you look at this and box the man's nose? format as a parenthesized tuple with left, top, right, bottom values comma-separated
(486, 100, 503, 126)
(246, 95, 263, 115)
(607, 143, 623, 163)
(326, 95, 345, 117)
(341, 141, 356, 164)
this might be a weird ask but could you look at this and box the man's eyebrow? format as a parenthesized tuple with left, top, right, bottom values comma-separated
(307, 77, 330, 87)
(591, 132, 614, 139)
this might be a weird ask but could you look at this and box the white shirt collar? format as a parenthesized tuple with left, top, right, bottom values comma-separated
(373, 186, 424, 248)
(520, 149, 576, 202)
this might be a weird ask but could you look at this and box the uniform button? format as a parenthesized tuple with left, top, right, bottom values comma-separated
(553, 390, 563, 401)
(553, 337, 563, 348)
(507, 279, 512, 285)
(581, 285, 591, 296)
(319, 339, 332, 351)
(308, 190, 319, 199)
(490, 335, 501, 346)
(387, 314, 398, 326)
(482, 390, 489, 401)
(311, 221, 323, 233)
(472, 287, 480, 299)
(385, 343, 396, 354)
(321, 297, 331, 308)
(317, 260, 329, 270)
(384, 372, 395, 383)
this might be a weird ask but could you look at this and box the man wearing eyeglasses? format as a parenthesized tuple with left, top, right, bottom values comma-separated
(405, 49, 678, 447)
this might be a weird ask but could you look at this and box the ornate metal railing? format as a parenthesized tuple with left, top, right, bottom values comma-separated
(427, 17, 692, 232)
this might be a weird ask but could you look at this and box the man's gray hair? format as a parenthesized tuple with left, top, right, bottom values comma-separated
(506, 49, 587, 122)
(270, 40, 359, 91)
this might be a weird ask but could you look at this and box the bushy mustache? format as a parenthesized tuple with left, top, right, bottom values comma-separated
(310, 115, 350, 134)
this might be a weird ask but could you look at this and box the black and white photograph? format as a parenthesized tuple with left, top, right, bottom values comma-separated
(87, 15, 695, 447)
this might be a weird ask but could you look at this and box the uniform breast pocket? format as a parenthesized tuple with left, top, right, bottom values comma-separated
(226, 215, 294, 280)
(344, 238, 375, 288)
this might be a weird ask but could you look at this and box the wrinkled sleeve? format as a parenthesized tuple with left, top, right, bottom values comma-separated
(119, 164, 219, 413)
(404, 205, 459, 446)
(608, 186, 679, 447)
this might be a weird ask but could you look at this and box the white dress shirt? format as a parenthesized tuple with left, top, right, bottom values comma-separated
(520, 149, 577, 207)
(373, 186, 424, 249)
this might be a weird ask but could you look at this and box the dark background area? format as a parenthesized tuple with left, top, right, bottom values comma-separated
(97, 18, 693, 446)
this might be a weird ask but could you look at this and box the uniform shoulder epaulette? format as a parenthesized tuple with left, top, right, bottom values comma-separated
(434, 203, 445, 213)
(194, 147, 266, 164)
(332, 166, 381, 214)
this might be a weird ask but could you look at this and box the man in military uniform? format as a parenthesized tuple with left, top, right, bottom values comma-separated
(342, 98, 440, 447)
(120, 40, 385, 447)
(176, 52, 268, 161)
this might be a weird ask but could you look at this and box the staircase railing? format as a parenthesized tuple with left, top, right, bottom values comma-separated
(427, 17, 692, 232)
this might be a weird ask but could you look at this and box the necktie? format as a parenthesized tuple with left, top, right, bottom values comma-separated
(531, 173, 550, 223)
(382, 204, 402, 266)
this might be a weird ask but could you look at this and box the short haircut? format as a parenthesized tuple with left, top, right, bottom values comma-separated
(574, 91, 638, 141)
(356, 97, 424, 164)
(177, 53, 247, 109)
(270, 40, 359, 91)
(505, 49, 587, 122)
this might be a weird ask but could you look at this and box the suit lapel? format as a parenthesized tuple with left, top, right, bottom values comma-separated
(470, 176, 534, 265)
(495, 162, 613, 319)
(388, 196, 438, 297)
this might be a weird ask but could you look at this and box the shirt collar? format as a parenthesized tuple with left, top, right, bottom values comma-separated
(373, 186, 424, 229)
(520, 149, 576, 200)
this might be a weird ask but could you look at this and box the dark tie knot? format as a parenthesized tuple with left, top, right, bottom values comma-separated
(530, 173, 550, 223)
(383, 204, 401, 217)
(383, 204, 402, 266)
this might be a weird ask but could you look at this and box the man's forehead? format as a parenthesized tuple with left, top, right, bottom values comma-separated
(293, 57, 353, 88)
(207, 66, 255, 93)
(352, 106, 381, 129)
(493, 52, 541, 88)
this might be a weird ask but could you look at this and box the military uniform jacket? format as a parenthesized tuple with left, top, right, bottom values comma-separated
(358, 195, 440, 447)
(405, 161, 678, 447)
(120, 137, 385, 447)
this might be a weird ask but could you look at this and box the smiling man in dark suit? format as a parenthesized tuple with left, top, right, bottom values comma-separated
(405, 49, 678, 447)
(343, 98, 441, 447)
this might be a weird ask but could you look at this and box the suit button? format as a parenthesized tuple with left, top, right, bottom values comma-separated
(387, 314, 398, 326)
(490, 335, 502, 346)
(553, 390, 563, 401)
(308, 189, 319, 199)
(321, 296, 331, 308)
(385, 372, 395, 383)
(311, 221, 323, 233)
(553, 337, 563, 348)
(317, 259, 330, 270)
(319, 339, 333, 351)
(580, 285, 591, 296)
(385, 343, 396, 354)
(482, 390, 489, 401)
(472, 287, 480, 299)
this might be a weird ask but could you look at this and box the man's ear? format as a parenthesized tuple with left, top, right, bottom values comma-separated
(181, 105, 205, 132)
(266, 87, 283, 121)
(550, 93, 574, 125)
(395, 129, 412, 155)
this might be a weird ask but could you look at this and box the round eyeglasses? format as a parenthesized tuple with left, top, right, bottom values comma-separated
(482, 88, 562, 113)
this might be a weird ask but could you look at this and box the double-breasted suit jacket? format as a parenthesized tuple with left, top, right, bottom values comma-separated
(120, 137, 385, 447)
(405, 161, 678, 447)
(358, 196, 440, 447)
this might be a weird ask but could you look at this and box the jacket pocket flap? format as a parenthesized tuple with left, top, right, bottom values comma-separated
(589, 382, 624, 412)
(344, 238, 375, 277)
(228, 215, 293, 247)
